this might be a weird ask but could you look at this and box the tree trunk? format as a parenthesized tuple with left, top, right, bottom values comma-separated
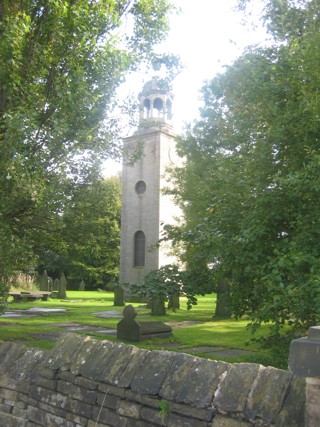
(214, 276, 231, 319)
(168, 294, 180, 311)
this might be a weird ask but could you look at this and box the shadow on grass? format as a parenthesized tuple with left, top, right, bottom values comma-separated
(2, 291, 290, 369)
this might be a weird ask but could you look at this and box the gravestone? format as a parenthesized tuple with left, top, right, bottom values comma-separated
(113, 284, 125, 306)
(39, 270, 48, 292)
(117, 305, 172, 341)
(52, 278, 59, 292)
(78, 280, 86, 291)
(57, 273, 67, 299)
(151, 296, 166, 316)
(47, 276, 53, 292)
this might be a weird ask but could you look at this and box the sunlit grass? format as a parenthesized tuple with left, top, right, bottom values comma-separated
(2, 291, 289, 369)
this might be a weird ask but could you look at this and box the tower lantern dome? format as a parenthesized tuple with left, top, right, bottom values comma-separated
(138, 76, 173, 125)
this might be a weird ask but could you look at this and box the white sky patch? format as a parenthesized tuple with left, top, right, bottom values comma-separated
(103, 0, 269, 177)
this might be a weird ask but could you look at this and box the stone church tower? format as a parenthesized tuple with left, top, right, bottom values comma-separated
(120, 77, 179, 284)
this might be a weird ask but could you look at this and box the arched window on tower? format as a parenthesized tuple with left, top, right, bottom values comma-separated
(143, 98, 151, 118)
(153, 98, 163, 118)
(134, 231, 145, 267)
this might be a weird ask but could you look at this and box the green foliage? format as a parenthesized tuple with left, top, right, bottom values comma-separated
(37, 177, 121, 289)
(166, 0, 320, 337)
(0, 0, 176, 307)
(132, 265, 181, 300)
(130, 264, 206, 312)
(0, 279, 9, 314)
(2, 291, 289, 368)
(6, 272, 36, 291)
(157, 399, 169, 424)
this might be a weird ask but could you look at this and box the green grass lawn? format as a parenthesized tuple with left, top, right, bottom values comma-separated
(1, 291, 289, 369)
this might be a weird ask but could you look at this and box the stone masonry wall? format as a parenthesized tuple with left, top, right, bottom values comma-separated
(0, 333, 306, 427)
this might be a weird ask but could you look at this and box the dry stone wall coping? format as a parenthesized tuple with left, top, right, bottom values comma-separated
(0, 333, 306, 426)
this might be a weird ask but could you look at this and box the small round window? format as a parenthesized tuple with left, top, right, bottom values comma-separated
(135, 180, 146, 194)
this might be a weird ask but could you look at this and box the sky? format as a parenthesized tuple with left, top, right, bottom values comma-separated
(103, 0, 268, 176)
(157, 0, 267, 128)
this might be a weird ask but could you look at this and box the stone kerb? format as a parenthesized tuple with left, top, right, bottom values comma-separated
(0, 333, 305, 427)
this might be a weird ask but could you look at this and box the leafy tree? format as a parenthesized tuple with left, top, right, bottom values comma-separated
(0, 0, 176, 307)
(130, 265, 181, 315)
(130, 264, 202, 315)
(167, 0, 320, 336)
(37, 176, 121, 289)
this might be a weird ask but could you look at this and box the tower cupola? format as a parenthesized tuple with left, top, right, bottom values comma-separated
(138, 76, 173, 127)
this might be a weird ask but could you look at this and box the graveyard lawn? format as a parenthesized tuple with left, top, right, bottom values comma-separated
(1, 291, 289, 369)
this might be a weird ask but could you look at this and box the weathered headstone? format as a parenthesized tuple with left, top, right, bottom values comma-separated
(113, 284, 125, 306)
(52, 278, 59, 292)
(151, 296, 166, 316)
(47, 276, 53, 292)
(289, 326, 320, 427)
(117, 305, 140, 341)
(57, 273, 67, 299)
(78, 280, 86, 291)
(39, 270, 48, 292)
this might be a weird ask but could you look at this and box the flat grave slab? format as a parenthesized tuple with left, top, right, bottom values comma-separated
(31, 326, 117, 341)
(32, 332, 63, 340)
(93, 310, 123, 318)
(0, 311, 38, 318)
(0, 308, 67, 318)
(26, 308, 66, 314)
(64, 325, 116, 335)
(165, 320, 202, 328)
(8, 291, 51, 302)
(182, 346, 254, 358)
(93, 310, 150, 319)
